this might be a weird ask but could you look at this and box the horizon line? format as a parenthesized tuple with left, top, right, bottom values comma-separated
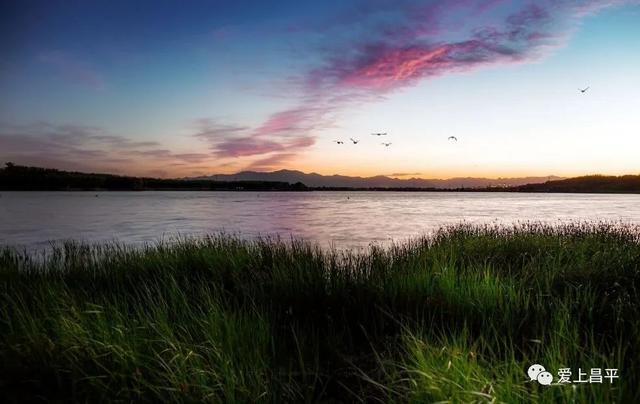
(6, 162, 640, 182)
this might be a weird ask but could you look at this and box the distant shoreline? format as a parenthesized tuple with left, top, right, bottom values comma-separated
(2, 188, 640, 194)
(2, 163, 640, 194)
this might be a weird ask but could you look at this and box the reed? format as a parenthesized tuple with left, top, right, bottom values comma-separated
(1, 222, 639, 402)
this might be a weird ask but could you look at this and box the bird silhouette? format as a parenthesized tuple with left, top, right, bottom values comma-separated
(381, 142, 392, 147)
(349, 138, 360, 144)
(448, 136, 458, 141)
(333, 140, 344, 144)
(371, 132, 388, 136)
(579, 86, 590, 93)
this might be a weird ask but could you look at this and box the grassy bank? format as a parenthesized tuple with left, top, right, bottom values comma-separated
(1, 223, 639, 403)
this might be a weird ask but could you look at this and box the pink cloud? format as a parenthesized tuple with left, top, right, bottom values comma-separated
(216, 137, 286, 157)
(342, 46, 453, 90)
(315, 2, 557, 92)
(245, 153, 299, 171)
(193, 120, 316, 159)
(254, 106, 330, 136)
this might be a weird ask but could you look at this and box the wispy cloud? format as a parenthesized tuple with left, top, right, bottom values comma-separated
(204, 0, 631, 169)
(0, 122, 214, 176)
(193, 119, 316, 159)
(245, 153, 299, 171)
(308, 1, 584, 92)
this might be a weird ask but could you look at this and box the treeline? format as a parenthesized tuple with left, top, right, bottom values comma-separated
(0, 163, 308, 191)
(508, 174, 640, 193)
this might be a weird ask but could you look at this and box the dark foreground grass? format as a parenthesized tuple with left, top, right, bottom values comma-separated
(1, 223, 640, 403)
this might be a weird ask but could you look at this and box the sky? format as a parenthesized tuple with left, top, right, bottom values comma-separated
(1, 0, 639, 179)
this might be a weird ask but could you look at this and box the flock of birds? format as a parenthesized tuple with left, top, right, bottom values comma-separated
(333, 130, 461, 147)
(332, 86, 591, 147)
(333, 132, 394, 147)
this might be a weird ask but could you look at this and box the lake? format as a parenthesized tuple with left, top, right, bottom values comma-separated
(1, 191, 640, 250)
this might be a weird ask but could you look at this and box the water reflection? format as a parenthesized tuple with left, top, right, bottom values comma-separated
(1, 191, 640, 250)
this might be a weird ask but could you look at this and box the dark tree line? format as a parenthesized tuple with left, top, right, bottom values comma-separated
(509, 174, 640, 193)
(0, 163, 308, 191)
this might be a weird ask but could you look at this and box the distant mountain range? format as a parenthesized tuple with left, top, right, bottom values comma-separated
(192, 170, 564, 189)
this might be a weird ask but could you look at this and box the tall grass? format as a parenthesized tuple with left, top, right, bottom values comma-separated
(1, 222, 639, 402)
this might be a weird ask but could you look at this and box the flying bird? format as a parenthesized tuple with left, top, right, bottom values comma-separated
(448, 136, 458, 141)
(381, 142, 392, 147)
(333, 140, 344, 144)
(349, 138, 360, 144)
(371, 132, 387, 136)
(579, 86, 590, 93)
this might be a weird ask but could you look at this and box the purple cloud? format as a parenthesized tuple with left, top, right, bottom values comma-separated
(192, 119, 316, 160)
(245, 153, 299, 171)
(0, 122, 216, 176)
(313, 2, 558, 91)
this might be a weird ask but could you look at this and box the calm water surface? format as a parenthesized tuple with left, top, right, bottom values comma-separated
(1, 191, 640, 250)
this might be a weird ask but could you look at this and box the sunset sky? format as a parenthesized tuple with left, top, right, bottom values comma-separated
(1, 0, 639, 179)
